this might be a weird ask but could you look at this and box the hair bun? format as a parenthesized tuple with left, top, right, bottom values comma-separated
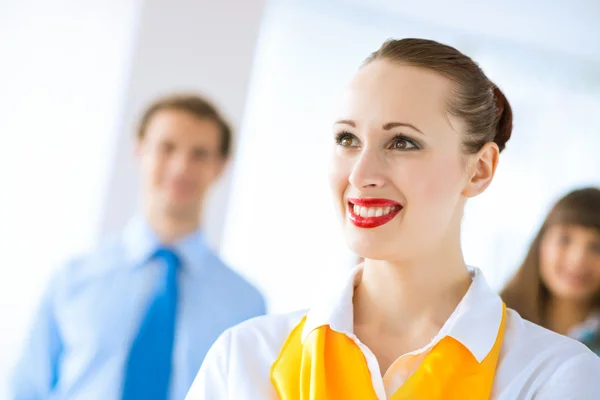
(492, 85, 513, 152)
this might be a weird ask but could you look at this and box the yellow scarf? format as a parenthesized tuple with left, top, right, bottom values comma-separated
(271, 304, 506, 399)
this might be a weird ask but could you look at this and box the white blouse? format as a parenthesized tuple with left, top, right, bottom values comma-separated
(187, 268, 600, 399)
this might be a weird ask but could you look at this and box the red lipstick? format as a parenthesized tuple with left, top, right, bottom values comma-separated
(347, 198, 403, 228)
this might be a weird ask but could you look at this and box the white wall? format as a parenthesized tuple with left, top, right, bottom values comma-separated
(346, 0, 600, 61)
(220, 0, 600, 314)
(342, 0, 600, 64)
(0, 0, 142, 392)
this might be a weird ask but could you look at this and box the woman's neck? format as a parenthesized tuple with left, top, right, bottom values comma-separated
(353, 248, 472, 336)
(545, 297, 594, 336)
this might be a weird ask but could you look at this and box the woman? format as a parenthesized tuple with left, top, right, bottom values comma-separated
(186, 39, 600, 399)
(502, 188, 600, 355)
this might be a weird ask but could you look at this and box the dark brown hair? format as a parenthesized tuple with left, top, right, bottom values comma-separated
(363, 38, 513, 153)
(137, 93, 232, 158)
(501, 187, 600, 325)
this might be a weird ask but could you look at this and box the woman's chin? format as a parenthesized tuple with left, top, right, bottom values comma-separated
(347, 237, 397, 261)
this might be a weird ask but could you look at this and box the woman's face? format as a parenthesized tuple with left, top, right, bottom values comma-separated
(540, 224, 600, 303)
(329, 60, 497, 261)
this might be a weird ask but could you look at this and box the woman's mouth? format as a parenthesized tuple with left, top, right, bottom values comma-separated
(558, 270, 593, 289)
(347, 198, 403, 228)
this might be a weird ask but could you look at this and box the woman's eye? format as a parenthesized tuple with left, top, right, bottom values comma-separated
(160, 142, 175, 153)
(390, 136, 417, 150)
(558, 234, 571, 245)
(336, 133, 359, 148)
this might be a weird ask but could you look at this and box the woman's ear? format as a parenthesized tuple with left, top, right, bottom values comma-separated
(462, 142, 499, 198)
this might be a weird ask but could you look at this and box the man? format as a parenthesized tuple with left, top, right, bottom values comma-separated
(10, 94, 266, 399)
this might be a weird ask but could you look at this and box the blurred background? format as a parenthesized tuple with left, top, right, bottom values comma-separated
(1, 0, 599, 394)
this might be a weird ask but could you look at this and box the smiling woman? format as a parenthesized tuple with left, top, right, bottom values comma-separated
(186, 38, 600, 400)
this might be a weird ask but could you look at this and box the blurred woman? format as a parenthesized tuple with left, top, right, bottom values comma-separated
(502, 187, 600, 355)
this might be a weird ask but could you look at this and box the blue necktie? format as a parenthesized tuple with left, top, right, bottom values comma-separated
(122, 247, 180, 400)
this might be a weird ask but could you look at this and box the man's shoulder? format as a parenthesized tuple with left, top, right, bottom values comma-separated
(50, 236, 125, 293)
(206, 257, 265, 307)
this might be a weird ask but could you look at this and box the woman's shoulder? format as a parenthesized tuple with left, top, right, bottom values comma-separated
(494, 308, 600, 398)
(503, 307, 596, 359)
(206, 309, 309, 366)
(227, 309, 308, 347)
(188, 310, 309, 398)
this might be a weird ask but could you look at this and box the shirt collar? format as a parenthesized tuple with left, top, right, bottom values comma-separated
(568, 310, 600, 340)
(122, 215, 213, 276)
(302, 265, 504, 363)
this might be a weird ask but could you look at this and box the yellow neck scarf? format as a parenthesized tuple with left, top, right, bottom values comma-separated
(271, 304, 506, 399)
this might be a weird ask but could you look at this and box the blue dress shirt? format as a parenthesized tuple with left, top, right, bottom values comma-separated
(9, 217, 266, 400)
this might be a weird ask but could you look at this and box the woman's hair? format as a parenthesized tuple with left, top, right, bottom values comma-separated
(501, 187, 600, 325)
(363, 38, 513, 153)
